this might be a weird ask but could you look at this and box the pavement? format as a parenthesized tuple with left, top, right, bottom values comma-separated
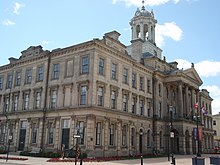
(0, 153, 219, 165)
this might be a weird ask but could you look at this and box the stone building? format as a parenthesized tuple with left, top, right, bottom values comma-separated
(213, 113, 220, 150)
(0, 5, 214, 157)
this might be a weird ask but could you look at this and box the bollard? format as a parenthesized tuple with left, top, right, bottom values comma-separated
(141, 155, 143, 165)
(171, 154, 176, 165)
(80, 157, 83, 165)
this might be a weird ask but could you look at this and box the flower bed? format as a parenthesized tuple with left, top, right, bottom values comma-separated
(0, 156, 28, 161)
(47, 154, 163, 162)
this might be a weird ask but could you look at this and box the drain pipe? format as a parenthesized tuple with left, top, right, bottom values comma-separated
(40, 53, 51, 152)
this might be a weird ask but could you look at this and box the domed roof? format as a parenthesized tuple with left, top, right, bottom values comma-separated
(134, 6, 154, 18)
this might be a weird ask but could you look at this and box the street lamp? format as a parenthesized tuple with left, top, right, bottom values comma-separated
(193, 113, 201, 157)
(74, 126, 83, 165)
(169, 105, 176, 165)
(139, 129, 143, 165)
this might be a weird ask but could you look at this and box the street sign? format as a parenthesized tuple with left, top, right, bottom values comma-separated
(74, 135, 80, 138)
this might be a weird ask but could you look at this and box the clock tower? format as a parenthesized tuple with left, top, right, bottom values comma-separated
(127, 1, 162, 61)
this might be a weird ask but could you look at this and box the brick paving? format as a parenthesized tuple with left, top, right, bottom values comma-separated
(0, 154, 219, 165)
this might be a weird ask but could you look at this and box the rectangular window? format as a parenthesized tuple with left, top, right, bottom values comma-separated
(53, 64, 59, 79)
(140, 100, 144, 115)
(7, 74, 13, 88)
(51, 89, 57, 108)
(0, 125, 6, 143)
(98, 87, 103, 106)
(147, 101, 151, 117)
(21, 121, 28, 129)
(132, 97, 136, 114)
(132, 73, 136, 88)
(131, 128, 135, 146)
(0, 76, 3, 90)
(37, 66, 43, 81)
(13, 95, 19, 111)
(122, 125, 127, 146)
(31, 123, 37, 144)
(80, 86, 87, 105)
(82, 56, 89, 74)
(96, 122, 102, 145)
(122, 94, 128, 111)
(140, 76, 144, 91)
(35, 92, 41, 109)
(4, 96, 9, 112)
(26, 68, 32, 84)
(98, 58, 104, 75)
(23, 93, 29, 110)
(48, 123, 54, 144)
(111, 63, 117, 80)
(15, 71, 21, 86)
(109, 124, 114, 146)
(62, 119, 70, 128)
(158, 102, 162, 118)
(123, 68, 128, 84)
(147, 79, 151, 93)
(111, 90, 116, 109)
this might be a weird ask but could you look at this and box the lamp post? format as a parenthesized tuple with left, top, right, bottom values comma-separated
(139, 129, 143, 165)
(169, 106, 176, 165)
(167, 122, 170, 161)
(74, 126, 83, 165)
(194, 113, 201, 157)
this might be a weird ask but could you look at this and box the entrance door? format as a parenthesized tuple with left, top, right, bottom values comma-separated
(18, 129, 26, 151)
(61, 128, 70, 149)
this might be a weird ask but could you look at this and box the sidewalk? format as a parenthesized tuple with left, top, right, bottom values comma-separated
(0, 154, 219, 165)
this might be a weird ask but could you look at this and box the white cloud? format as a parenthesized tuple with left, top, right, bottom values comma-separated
(2, 19, 15, 26)
(13, 2, 25, 15)
(195, 60, 220, 78)
(155, 22, 183, 47)
(202, 85, 220, 115)
(112, 0, 180, 6)
(175, 59, 191, 69)
(175, 59, 220, 78)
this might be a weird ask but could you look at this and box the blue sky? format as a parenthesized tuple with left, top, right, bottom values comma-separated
(1, 0, 220, 114)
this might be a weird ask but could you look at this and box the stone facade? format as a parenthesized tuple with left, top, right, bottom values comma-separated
(213, 113, 220, 150)
(0, 6, 214, 157)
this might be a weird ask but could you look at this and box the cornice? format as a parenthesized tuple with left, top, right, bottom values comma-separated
(0, 53, 49, 72)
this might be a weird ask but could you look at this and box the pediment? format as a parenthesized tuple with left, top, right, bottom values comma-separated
(183, 67, 203, 86)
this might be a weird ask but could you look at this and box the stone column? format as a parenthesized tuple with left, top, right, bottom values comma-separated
(185, 86, 189, 117)
(38, 119, 43, 148)
(148, 24, 152, 41)
(178, 82, 183, 118)
(70, 116, 75, 148)
(179, 135, 186, 154)
(152, 26, 155, 42)
(86, 115, 95, 151)
(103, 118, 109, 157)
(25, 119, 31, 150)
(140, 23, 144, 40)
(13, 120, 19, 151)
(116, 120, 121, 156)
